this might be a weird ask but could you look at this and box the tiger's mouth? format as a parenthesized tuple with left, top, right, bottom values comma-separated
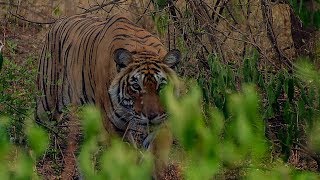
(123, 115, 167, 149)
(125, 117, 160, 135)
(118, 100, 167, 125)
(135, 113, 167, 125)
(150, 114, 167, 124)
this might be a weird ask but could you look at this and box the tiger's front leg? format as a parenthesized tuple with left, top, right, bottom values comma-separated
(148, 124, 181, 180)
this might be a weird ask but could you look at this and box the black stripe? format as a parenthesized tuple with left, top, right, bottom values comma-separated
(61, 44, 72, 107)
(123, 24, 145, 32)
(108, 93, 129, 124)
(99, 15, 139, 42)
(101, 106, 125, 132)
(112, 27, 130, 32)
(42, 32, 51, 111)
(114, 34, 132, 39)
(139, 34, 153, 39)
(81, 23, 99, 103)
(88, 28, 102, 100)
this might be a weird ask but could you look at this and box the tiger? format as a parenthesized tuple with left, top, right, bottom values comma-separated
(36, 14, 181, 179)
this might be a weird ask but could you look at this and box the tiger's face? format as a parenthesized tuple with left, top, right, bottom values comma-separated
(108, 48, 180, 147)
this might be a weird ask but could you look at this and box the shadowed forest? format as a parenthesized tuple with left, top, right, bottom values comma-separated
(1, 0, 320, 179)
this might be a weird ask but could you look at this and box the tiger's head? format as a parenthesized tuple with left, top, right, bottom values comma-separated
(108, 48, 180, 147)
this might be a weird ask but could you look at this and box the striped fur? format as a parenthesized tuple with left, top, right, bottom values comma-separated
(36, 14, 180, 148)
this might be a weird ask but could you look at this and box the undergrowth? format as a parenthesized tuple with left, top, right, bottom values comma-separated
(1, 43, 320, 179)
(0, 40, 37, 144)
(1, 67, 320, 179)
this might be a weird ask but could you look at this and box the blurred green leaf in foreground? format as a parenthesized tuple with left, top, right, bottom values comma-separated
(78, 106, 153, 180)
(163, 81, 320, 179)
(0, 114, 49, 180)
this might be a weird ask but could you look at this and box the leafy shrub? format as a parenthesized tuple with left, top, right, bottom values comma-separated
(1, 79, 320, 179)
(0, 42, 37, 144)
(164, 81, 319, 179)
(0, 115, 48, 180)
(0, 37, 319, 179)
(78, 106, 153, 180)
(289, 0, 320, 28)
(75, 79, 320, 179)
(197, 51, 320, 163)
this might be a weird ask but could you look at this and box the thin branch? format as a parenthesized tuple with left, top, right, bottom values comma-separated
(0, 2, 52, 20)
(136, 0, 152, 24)
(82, 0, 127, 14)
(8, 11, 56, 24)
(260, 0, 292, 69)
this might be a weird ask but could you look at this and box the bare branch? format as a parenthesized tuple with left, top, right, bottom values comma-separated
(136, 0, 152, 24)
(82, 0, 127, 14)
(260, 0, 292, 69)
(8, 11, 56, 24)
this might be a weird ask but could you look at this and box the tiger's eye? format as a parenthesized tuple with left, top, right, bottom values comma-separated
(131, 83, 141, 91)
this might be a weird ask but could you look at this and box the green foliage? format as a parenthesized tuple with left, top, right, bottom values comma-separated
(0, 115, 48, 180)
(155, 0, 167, 9)
(199, 54, 236, 116)
(289, 0, 320, 28)
(152, 0, 168, 10)
(0, 117, 10, 160)
(0, 52, 37, 143)
(52, 5, 62, 17)
(163, 81, 319, 179)
(165, 83, 238, 179)
(0, 39, 319, 179)
(309, 120, 320, 152)
(295, 59, 320, 153)
(1, 72, 320, 179)
(177, 36, 188, 55)
(0, 42, 3, 71)
(198, 51, 320, 163)
(296, 58, 320, 86)
(153, 14, 169, 37)
(151, 0, 170, 37)
(26, 120, 49, 157)
(242, 50, 261, 84)
(78, 106, 153, 180)
(98, 141, 153, 180)
(6, 40, 17, 55)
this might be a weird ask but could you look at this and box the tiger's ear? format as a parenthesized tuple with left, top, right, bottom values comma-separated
(163, 49, 181, 68)
(114, 48, 133, 72)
